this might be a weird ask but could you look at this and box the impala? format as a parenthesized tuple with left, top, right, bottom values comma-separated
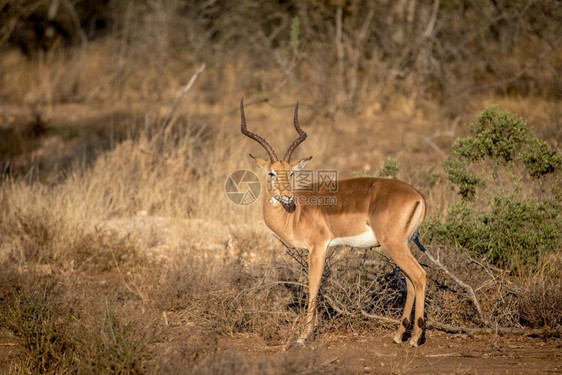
(240, 99, 428, 347)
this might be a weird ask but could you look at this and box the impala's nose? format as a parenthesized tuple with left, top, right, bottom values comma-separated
(278, 194, 296, 213)
(279, 195, 294, 205)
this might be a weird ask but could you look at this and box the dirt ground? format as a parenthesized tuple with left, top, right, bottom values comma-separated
(2, 219, 560, 375)
(3, 327, 560, 374)
(224, 330, 562, 374)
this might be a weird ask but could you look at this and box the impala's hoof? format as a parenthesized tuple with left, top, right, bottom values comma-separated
(393, 334, 403, 344)
(409, 339, 419, 348)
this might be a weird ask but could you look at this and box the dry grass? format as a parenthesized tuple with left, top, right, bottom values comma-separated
(1, 23, 561, 372)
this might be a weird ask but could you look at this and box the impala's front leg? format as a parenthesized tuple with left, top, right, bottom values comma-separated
(296, 244, 327, 346)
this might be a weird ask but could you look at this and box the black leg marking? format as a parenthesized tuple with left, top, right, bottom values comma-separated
(402, 318, 410, 330)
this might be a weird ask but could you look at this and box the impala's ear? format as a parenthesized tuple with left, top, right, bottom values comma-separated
(249, 154, 269, 170)
(290, 156, 312, 173)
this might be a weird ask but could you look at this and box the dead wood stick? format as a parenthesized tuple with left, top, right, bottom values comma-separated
(359, 309, 401, 325)
(428, 320, 557, 337)
(155, 63, 206, 146)
(422, 247, 488, 326)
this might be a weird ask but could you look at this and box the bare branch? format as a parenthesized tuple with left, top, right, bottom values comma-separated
(423, 0, 440, 40)
(423, 247, 488, 326)
(360, 309, 401, 325)
(428, 320, 556, 337)
(160, 63, 207, 138)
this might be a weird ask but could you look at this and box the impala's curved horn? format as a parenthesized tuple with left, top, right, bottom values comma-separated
(283, 101, 307, 162)
(240, 98, 278, 162)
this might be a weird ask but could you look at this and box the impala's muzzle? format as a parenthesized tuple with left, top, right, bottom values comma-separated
(268, 194, 294, 205)
(278, 194, 294, 205)
(269, 194, 296, 212)
(279, 195, 296, 213)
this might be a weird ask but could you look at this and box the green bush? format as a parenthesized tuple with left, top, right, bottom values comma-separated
(428, 106, 561, 272)
(376, 157, 401, 178)
(353, 157, 401, 179)
(443, 105, 561, 200)
(428, 196, 560, 271)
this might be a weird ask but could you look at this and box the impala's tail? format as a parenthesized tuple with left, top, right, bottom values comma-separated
(408, 197, 427, 252)
(412, 232, 427, 252)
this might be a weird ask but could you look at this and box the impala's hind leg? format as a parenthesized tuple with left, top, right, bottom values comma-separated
(379, 240, 427, 347)
(393, 277, 415, 344)
(405, 252, 426, 347)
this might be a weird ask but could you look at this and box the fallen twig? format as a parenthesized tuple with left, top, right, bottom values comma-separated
(359, 309, 400, 325)
(428, 320, 557, 337)
(423, 247, 488, 326)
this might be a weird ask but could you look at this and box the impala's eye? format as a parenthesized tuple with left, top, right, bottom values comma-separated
(268, 172, 277, 178)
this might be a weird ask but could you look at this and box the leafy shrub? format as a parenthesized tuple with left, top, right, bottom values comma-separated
(353, 157, 401, 178)
(376, 157, 401, 178)
(443, 105, 561, 200)
(428, 195, 560, 271)
(428, 106, 561, 271)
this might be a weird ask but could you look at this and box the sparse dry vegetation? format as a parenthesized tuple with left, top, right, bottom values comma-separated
(1, 0, 561, 373)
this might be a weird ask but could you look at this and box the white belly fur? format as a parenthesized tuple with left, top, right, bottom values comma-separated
(328, 230, 378, 248)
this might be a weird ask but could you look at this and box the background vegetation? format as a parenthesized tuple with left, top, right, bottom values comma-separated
(0, 0, 560, 373)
